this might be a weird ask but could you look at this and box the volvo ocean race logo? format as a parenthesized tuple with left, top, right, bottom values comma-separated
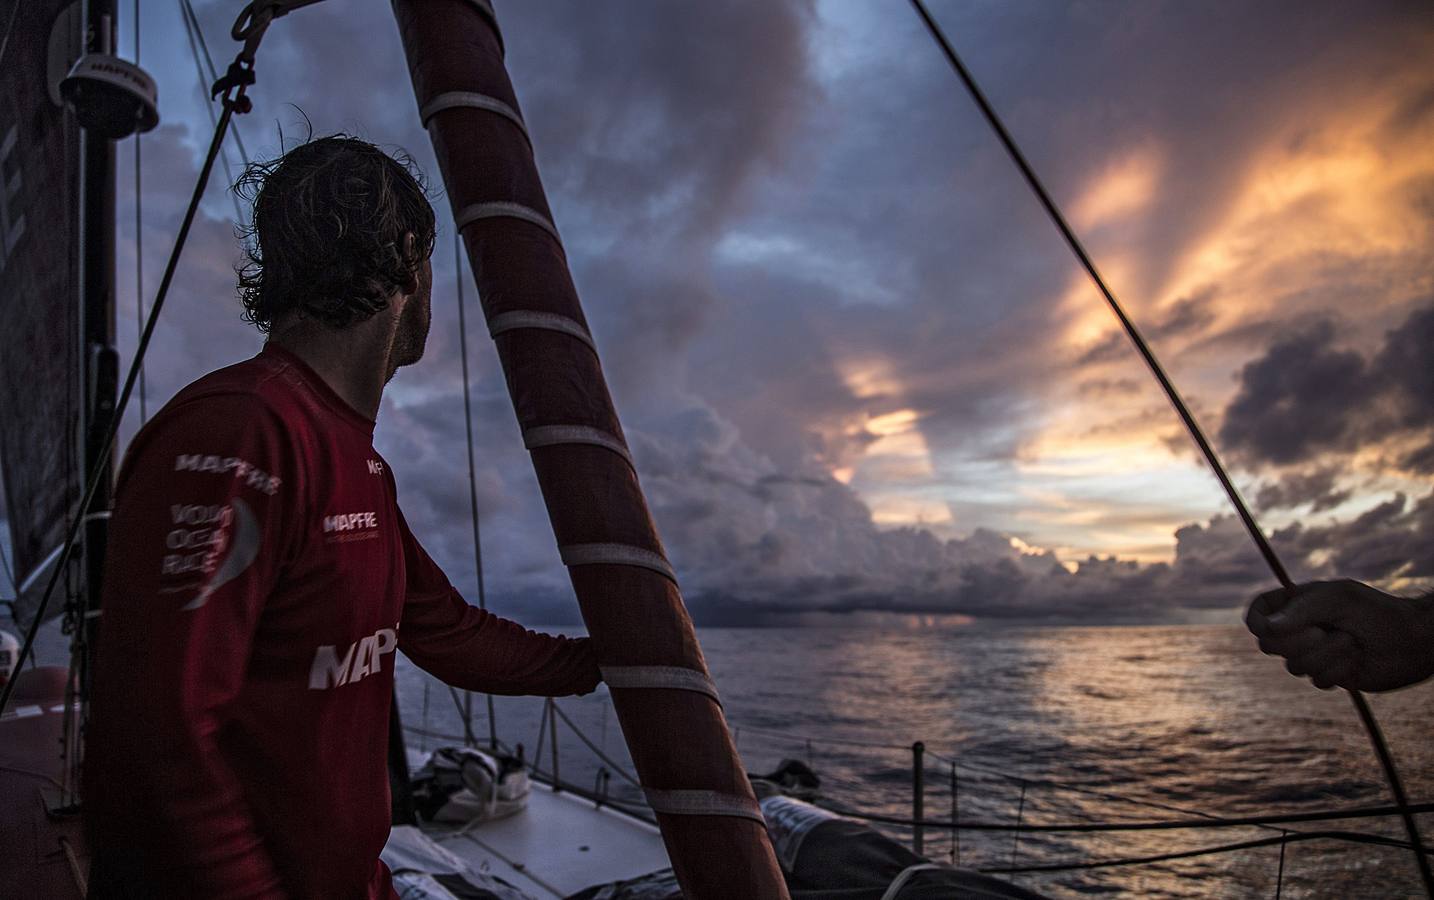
(175, 497, 262, 611)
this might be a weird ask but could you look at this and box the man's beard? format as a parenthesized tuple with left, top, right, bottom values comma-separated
(387, 291, 431, 380)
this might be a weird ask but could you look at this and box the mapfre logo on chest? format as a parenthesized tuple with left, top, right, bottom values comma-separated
(322, 510, 380, 543)
(308, 624, 398, 690)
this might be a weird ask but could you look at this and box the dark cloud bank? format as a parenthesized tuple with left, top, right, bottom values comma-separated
(13, 1, 1422, 630)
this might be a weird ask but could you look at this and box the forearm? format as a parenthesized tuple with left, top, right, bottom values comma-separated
(401, 600, 601, 696)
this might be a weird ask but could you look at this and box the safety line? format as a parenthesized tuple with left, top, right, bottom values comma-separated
(826, 800, 1434, 833)
(979, 829, 1428, 875)
(906, 3, 1432, 893)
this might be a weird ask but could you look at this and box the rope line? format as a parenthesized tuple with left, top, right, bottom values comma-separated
(906, 4, 1432, 894)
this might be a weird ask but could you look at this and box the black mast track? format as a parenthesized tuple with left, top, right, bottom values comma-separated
(906, 2, 1433, 895)
(74, 0, 120, 802)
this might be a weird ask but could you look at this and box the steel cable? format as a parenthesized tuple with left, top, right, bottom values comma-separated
(176, 0, 245, 224)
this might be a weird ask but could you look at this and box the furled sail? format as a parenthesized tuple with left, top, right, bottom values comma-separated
(0, 0, 84, 628)
(391, 1, 790, 895)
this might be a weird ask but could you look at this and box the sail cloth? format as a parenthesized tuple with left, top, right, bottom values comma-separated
(390, 1, 789, 896)
(762, 796, 1051, 900)
(0, 0, 84, 629)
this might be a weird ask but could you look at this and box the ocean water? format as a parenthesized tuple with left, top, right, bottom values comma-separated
(396, 623, 1434, 899)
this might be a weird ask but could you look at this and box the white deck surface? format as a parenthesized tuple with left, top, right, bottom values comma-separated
(425, 786, 671, 898)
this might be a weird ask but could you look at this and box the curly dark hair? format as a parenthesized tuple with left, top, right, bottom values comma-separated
(235, 135, 437, 332)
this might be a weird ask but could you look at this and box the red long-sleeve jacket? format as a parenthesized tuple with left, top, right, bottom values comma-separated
(84, 344, 600, 899)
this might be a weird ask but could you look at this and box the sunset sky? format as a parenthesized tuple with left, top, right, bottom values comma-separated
(12, 0, 1432, 626)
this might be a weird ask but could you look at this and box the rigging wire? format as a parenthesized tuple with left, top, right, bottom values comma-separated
(178, 0, 251, 167)
(176, 0, 245, 224)
(550, 700, 642, 789)
(0, 48, 255, 721)
(445, 684, 475, 747)
(134, 0, 147, 424)
(906, 3, 1433, 894)
(454, 232, 499, 750)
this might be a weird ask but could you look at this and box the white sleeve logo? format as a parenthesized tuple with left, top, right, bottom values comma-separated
(182, 497, 262, 611)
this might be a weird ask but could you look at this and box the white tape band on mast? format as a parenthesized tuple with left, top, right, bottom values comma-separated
(456, 201, 560, 243)
(559, 543, 677, 584)
(643, 788, 765, 824)
(523, 425, 631, 467)
(420, 91, 527, 139)
(601, 665, 721, 705)
(486, 310, 595, 352)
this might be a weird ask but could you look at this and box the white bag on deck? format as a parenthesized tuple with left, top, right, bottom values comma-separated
(411, 746, 529, 824)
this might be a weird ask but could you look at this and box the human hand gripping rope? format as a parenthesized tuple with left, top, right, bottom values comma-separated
(1248, 580, 1434, 693)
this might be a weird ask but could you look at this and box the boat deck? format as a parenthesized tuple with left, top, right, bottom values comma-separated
(418, 783, 671, 898)
(0, 667, 87, 900)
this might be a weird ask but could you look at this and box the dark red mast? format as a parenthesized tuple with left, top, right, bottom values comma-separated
(390, 1, 789, 896)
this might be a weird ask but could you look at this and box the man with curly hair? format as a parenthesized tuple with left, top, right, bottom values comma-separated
(83, 136, 601, 899)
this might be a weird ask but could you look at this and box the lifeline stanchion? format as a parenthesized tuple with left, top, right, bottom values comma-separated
(1275, 830, 1289, 899)
(951, 762, 960, 865)
(912, 741, 926, 856)
(1010, 779, 1027, 875)
(548, 698, 561, 791)
(906, 3, 1432, 894)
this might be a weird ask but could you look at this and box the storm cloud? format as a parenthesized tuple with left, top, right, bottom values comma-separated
(7, 1, 1431, 635)
(1220, 304, 1434, 472)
